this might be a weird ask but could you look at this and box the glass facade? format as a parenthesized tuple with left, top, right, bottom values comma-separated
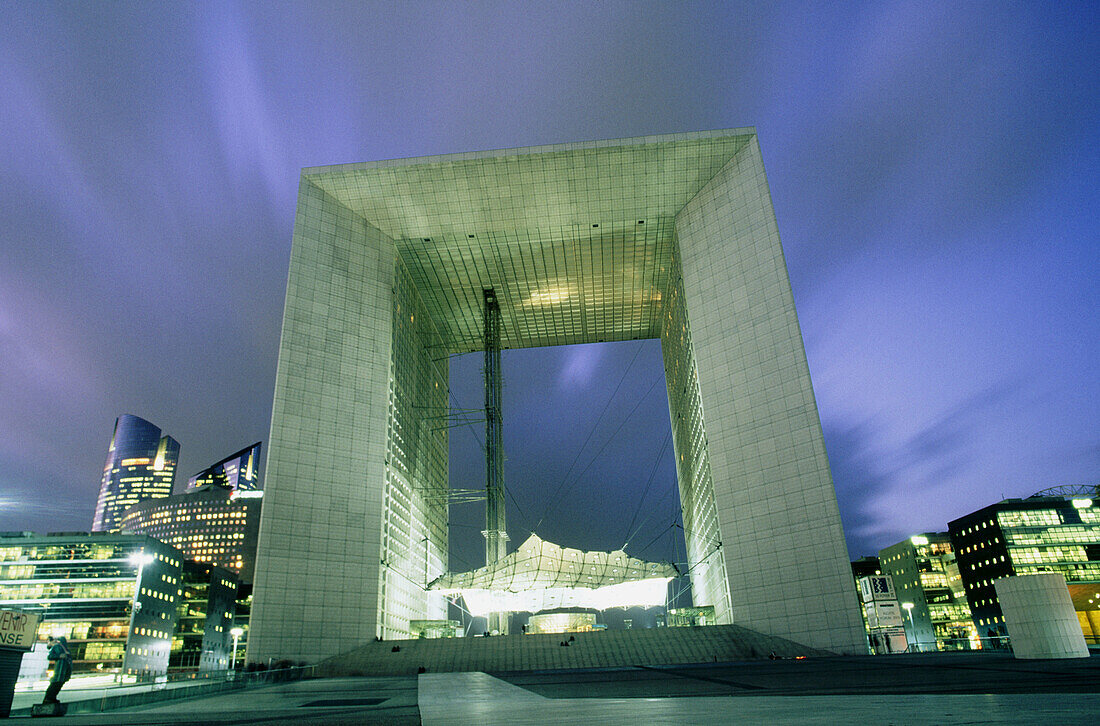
(119, 484, 261, 583)
(378, 258, 450, 639)
(92, 415, 180, 533)
(169, 561, 237, 672)
(659, 244, 732, 624)
(186, 443, 262, 493)
(0, 533, 237, 678)
(879, 534, 975, 651)
(1, 534, 180, 676)
(666, 605, 716, 627)
(948, 495, 1100, 645)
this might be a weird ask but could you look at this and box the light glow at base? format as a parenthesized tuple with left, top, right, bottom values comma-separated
(429, 534, 678, 617)
(456, 577, 673, 617)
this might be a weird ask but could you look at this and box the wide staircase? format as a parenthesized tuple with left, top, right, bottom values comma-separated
(316, 624, 832, 676)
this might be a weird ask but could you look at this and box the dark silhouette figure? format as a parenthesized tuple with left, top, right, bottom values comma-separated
(42, 636, 73, 704)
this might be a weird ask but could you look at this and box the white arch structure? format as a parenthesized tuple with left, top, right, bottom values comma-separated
(248, 129, 866, 662)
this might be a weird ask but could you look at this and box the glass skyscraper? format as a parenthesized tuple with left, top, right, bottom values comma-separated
(185, 442, 262, 493)
(92, 415, 180, 533)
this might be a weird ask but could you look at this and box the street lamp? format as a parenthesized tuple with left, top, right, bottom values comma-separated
(901, 602, 915, 651)
(230, 627, 244, 672)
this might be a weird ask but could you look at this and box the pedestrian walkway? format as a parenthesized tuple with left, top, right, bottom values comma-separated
(318, 624, 827, 677)
(4, 676, 418, 724)
(417, 671, 1100, 726)
(5, 652, 1099, 724)
(9, 676, 233, 714)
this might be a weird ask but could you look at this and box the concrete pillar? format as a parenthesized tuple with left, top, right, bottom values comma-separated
(672, 138, 865, 654)
(994, 573, 1089, 659)
(249, 178, 396, 663)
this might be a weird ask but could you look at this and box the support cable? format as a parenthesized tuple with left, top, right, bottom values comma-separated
(621, 427, 673, 549)
(446, 366, 533, 533)
(531, 342, 644, 533)
(535, 372, 665, 533)
(631, 522, 677, 560)
(621, 474, 680, 551)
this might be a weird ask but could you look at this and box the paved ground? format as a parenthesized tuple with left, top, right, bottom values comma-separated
(9, 677, 229, 713)
(420, 673, 1100, 726)
(8, 677, 419, 724)
(493, 651, 1100, 697)
(6, 652, 1099, 724)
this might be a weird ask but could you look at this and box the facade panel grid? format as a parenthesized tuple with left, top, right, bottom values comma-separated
(380, 257, 449, 638)
(251, 130, 865, 661)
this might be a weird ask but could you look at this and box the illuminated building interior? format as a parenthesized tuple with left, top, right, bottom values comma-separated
(879, 534, 977, 651)
(666, 606, 716, 627)
(527, 612, 597, 634)
(949, 490, 1100, 645)
(169, 561, 238, 672)
(0, 533, 235, 677)
(119, 482, 262, 582)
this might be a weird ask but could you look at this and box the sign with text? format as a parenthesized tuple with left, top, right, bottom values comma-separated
(865, 600, 905, 628)
(858, 575, 896, 602)
(0, 608, 42, 650)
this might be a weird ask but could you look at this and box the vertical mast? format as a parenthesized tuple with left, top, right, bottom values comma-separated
(482, 288, 508, 634)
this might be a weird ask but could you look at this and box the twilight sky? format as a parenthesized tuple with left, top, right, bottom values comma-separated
(1, 2, 1096, 577)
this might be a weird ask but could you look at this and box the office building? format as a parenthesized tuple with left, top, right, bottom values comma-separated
(948, 489, 1100, 645)
(169, 561, 238, 672)
(850, 557, 882, 647)
(879, 534, 976, 650)
(0, 533, 182, 675)
(186, 443, 262, 493)
(119, 481, 262, 583)
(92, 415, 180, 533)
(0, 533, 237, 677)
(250, 130, 865, 662)
(851, 556, 882, 580)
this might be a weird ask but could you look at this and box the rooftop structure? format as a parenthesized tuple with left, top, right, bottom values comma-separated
(250, 129, 866, 662)
(186, 443, 262, 493)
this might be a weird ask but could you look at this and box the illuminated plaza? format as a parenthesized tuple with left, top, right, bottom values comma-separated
(249, 129, 866, 663)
